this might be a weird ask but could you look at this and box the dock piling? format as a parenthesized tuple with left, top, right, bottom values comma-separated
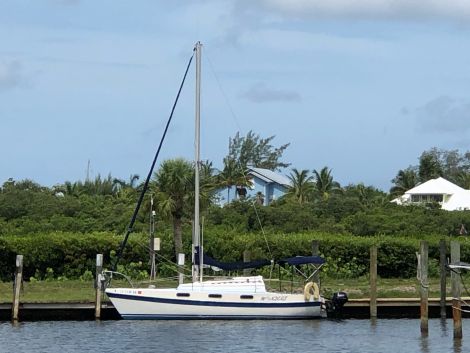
(95, 254, 103, 320)
(12, 254, 23, 322)
(419, 241, 429, 335)
(370, 245, 377, 318)
(439, 239, 447, 319)
(451, 241, 462, 339)
(311, 240, 320, 284)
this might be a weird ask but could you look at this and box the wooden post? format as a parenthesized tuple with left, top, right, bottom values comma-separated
(178, 253, 185, 285)
(370, 245, 377, 318)
(439, 239, 447, 319)
(311, 240, 320, 284)
(451, 241, 462, 339)
(243, 250, 251, 276)
(419, 241, 429, 335)
(95, 254, 103, 320)
(12, 255, 23, 322)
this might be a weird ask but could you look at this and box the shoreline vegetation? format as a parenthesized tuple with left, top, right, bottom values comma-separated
(1, 231, 469, 303)
(1, 231, 470, 282)
(1, 145, 470, 303)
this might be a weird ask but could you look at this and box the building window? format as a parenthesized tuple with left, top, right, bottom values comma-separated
(411, 194, 444, 203)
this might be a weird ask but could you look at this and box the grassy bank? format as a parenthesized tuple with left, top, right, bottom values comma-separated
(0, 276, 458, 303)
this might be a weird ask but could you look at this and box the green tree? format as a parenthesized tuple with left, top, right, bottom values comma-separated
(217, 158, 249, 203)
(189, 160, 218, 212)
(345, 183, 388, 208)
(62, 174, 116, 197)
(152, 159, 216, 258)
(226, 131, 290, 171)
(152, 158, 194, 257)
(418, 150, 444, 182)
(286, 168, 314, 204)
(390, 167, 418, 197)
(313, 167, 341, 201)
(420, 148, 470, 184)
(456, 172, 470, 189)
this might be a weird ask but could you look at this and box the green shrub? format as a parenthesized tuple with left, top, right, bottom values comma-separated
(0, 231, 466, 281)
(79, 270, 94, 282)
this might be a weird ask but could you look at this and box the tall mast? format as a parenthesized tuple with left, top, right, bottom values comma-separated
(193, 41, 202, 282)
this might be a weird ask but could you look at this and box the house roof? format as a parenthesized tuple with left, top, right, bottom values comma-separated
(405, 177, 465, 195)
(247, 167, 291, 187)
(391, 177, 470, 211)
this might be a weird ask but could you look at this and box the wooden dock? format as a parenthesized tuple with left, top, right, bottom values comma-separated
(0, 302, 120, 321)
(340, 297, 470, 319)
(1, 298, 469, 321)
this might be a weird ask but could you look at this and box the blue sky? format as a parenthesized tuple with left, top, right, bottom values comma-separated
(1, 0, 470, 191)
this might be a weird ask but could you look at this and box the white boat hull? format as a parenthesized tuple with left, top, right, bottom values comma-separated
(106, 287, 325, 320)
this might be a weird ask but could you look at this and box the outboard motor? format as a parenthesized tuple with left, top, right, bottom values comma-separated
(327, 292, 348, 318)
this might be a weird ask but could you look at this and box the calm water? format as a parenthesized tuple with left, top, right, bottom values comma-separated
(0, 319, 469, 353)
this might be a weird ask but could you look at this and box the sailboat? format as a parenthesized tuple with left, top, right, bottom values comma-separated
(105, 42, 342, 319)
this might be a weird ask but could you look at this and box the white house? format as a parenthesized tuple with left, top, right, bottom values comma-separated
(392, 177, 470, 211)
(218, 167, 291, 206)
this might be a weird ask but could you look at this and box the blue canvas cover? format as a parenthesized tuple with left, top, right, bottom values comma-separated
(278, 256, 325, 266)
(194, 247, 271, 271)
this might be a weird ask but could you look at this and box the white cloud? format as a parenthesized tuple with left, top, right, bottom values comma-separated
(253, 0, 470, 21)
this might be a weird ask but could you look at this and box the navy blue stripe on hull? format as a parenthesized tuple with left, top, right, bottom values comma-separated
(107, 292, 321, 308)
(122, 314, 321, 320)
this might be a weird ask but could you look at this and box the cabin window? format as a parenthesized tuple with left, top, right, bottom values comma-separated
(208, 294, 222, 298)
(240, 295, 253, 299)
(176, 293, 190, 297)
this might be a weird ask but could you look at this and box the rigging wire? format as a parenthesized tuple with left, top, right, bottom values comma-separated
(133, 237, 194, 276)
(205, 52, 274, 261)
(111, 52, 195, 272)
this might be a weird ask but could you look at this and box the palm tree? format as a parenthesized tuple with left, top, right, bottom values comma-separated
(152, 159, 216, 258)
(456, 171, 470, 189)
(217, 157, 249, 203)
(153, 158, 194, 258)
(63, 181, 77, 196)
(286, 168, 314, 204)
(390, 168, 418, 197)
(189, 160, 218, 212)
(418, 152, 442, 182)
(312, 166, 341, 201)
(113, 174, 140, 194)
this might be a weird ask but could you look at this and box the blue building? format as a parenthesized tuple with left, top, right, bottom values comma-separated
(218, 167, 291, 206)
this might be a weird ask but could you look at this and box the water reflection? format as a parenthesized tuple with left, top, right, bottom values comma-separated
(419, 335, 429, 353)
(0, 318, 468, 353)
(453, 338, 462, 353)
(440, 318, 448, 335)
(10, 320, 21, 328)
(369, 317, 377, 333)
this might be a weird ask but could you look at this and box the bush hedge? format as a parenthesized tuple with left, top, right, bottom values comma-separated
(0, 231, 468, 281)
